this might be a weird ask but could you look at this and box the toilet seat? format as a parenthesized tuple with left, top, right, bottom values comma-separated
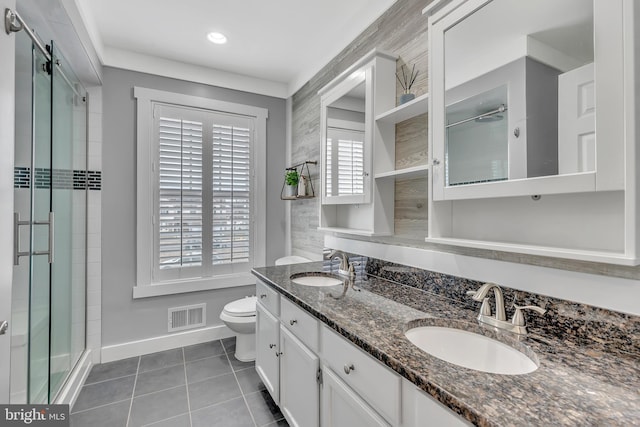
(222, 296, 256, 317)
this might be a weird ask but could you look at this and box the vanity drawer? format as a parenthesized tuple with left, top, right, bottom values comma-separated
(256, 280, 280, 316)
(280, 297, 319, 352)
(321, 325, 401, 426)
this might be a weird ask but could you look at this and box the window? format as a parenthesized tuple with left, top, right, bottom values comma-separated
(134, 88, 267, 298)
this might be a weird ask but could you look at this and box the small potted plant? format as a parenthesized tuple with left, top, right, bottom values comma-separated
(396, 64, 419, 104)
(285, 169, 299, 197)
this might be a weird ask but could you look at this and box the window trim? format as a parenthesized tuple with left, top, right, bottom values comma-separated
(133, 87, 267, 298)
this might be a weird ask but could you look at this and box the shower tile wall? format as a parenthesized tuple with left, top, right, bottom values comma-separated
(86, 85, 103, 364)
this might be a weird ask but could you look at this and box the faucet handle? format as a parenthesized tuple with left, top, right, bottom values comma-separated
(511, 305, 546, 327)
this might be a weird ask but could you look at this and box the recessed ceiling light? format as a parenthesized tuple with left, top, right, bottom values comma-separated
(207, 32, 227, 44)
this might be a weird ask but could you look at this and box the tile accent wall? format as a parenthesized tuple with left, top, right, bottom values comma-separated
(290, 0, 431, 258)
(13, 166, 102, 190)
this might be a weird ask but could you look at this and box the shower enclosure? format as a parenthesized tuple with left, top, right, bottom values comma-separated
(10, 13, 87, 404)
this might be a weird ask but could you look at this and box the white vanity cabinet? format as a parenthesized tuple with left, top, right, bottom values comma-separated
(255, 280, 470, 426)
(321, 325, 401, 425)
(321, 367, 390, 427)
(255, 303, 280, 403)
(279, 326, 320, 427)
(255, 280, 321, 427)
(400, 380, 472, 427)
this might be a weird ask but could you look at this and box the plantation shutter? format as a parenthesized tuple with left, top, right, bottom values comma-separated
(212, 120, 252, 266)
(154, 104, 253, 282)
(157, 113, 204, 271)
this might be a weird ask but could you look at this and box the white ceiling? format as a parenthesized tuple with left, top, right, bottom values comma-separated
(74, 0, 397, 97)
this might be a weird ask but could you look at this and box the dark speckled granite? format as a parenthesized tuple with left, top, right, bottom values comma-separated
(252, 258, 640, 427)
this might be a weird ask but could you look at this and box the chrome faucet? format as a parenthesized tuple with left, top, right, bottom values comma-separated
(468, 283, 546, 335)
(468, 282, 506, 321)
(327, 250, 351, 276)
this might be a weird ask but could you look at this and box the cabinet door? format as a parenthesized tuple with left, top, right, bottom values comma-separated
(279, 325, 320, 427)
(321, 367, 389, 427)
(401, 379, 471, 427)
(256, 303, 280, 404)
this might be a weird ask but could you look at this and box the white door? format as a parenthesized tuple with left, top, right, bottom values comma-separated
(255, 303, 280, 404)
(558, 62, 595, 174)
(321, 367, 389, 427)
(279, 326, 319, 427)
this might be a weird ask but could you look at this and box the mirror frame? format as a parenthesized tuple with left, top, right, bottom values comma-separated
(320, 66, 374, 205)
(429, 0, 625, 201)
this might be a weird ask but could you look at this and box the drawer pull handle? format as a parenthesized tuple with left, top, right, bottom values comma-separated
(344, 364, 355, 375)
(260, 294, 267, 299)
(289, 319, 297, 326)
(276, 351, 283, 358)
(269, 344, 276, 349)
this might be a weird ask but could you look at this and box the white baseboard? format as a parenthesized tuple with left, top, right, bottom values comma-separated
(54, 349, 92, 408)
(101, 324, 235, 363)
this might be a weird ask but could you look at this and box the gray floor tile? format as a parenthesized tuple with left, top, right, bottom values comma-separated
(235, 367, 266, 394)
(70, 400, 130, 427)
(263, 419, 289, 427)
(191, 397, 255, 427)
(230, 356, 255, 372)
(134, 364, 186, 396)
(184, 340, 225, 362)
(73, 375, 135, 413)
(185, 354, 231, 383)
(128, 386, 189, 427)
(142, 413, 191, 427)
(85, 357, 139, 384)
(245, 389, 284, 427)
(221, 337, 236, 353)
(187, 373, 242, 411)
(138, 348, 184, 373)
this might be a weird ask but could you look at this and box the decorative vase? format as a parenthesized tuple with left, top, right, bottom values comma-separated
(400, 93, 415, 104)
(298, 175, 308, 197)
(285, 184, 297, 198)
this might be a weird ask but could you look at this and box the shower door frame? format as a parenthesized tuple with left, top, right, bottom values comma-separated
(0, 0, 19, 404)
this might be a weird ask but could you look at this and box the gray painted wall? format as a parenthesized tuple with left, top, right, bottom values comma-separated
(101, 67, 286, 346)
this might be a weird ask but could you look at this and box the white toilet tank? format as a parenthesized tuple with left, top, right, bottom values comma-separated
(275, 255, 312, 266)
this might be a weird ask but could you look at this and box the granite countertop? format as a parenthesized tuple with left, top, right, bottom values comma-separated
(252, 261, 640, 427)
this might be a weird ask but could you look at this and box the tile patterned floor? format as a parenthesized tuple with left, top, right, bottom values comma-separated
(71, 338, 289, 427)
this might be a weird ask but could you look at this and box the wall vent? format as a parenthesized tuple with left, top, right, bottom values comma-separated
(168, 303, 206, 332)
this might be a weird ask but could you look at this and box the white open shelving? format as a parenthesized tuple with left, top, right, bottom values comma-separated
(374, 164, 429, 180)
(375, 93, 429, 124)
(317, 227, 393, 237)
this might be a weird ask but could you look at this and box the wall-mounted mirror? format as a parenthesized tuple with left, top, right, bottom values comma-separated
(326, 81, 366, 198)
(429, 0, 621, 200)
(320, 67, 373, 205)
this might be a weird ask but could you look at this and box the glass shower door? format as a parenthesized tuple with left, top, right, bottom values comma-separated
(11, 35, 87, 404)
(28, 41, 53, 405)
(48, 42, 87, 400)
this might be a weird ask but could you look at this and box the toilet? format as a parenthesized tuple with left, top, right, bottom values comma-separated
(220, 296, 258, 362)
(220, 255, 312, 361)
(274, 255, 312, 266)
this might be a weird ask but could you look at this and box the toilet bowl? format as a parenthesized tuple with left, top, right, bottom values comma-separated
(220, 296, 257, 362)
(220, 257, 311, 362)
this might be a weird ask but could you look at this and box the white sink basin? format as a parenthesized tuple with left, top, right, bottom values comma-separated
(290, 273, 344, 287)
(405, 326, 538, 375)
